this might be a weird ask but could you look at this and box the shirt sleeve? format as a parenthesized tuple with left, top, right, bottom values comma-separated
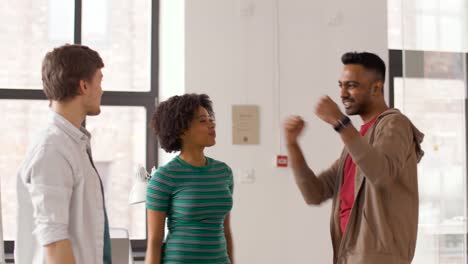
(23, 145, 74, 246)
(346, 114, 415, 187)
(146, 168, 175, 212)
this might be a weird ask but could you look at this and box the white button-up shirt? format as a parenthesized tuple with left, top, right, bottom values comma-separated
(15, 111, 106, 264)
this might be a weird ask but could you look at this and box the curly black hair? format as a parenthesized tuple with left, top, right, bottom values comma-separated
(151, 93, 214, 153)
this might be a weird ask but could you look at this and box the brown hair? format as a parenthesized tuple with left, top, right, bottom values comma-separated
(151, 94, 214, 152)
(41, 44, 104, 102)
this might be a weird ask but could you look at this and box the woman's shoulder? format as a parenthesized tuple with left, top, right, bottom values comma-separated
(152, 157, 186, 176)
(207, 157, 227, 166)
(207, 157, 232, 173)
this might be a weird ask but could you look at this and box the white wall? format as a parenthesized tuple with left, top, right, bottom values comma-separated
(184, 0, 387, 263)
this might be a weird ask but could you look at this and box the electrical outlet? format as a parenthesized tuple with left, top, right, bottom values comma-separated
(238, 169, 255, 184)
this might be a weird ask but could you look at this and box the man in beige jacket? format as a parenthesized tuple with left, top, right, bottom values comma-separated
(284, 52, 424, 264)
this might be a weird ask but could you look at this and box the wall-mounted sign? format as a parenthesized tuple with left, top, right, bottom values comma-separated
(232, 105, 259, 145)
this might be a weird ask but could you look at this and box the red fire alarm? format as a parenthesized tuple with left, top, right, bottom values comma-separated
(276, 155, 288, 167)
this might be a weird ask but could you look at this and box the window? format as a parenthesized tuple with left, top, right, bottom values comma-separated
(82, 0, 152, 92)
(389, 1, 468, 263)
(389, 52, 468, 264)
(388, 0, 467, 52)
(0, 100, 50, 241)
(0, 0, 159, 258)
(87, 106, 147, 239)
(0, 0, 74, 90)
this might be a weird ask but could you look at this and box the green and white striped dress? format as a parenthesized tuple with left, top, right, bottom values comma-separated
(146, 156, 234, 264)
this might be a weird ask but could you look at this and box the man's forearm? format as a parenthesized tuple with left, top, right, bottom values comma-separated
(337, 122, 360, 145)
(45, 239, 75, 264)
(287, 142, 324, 204)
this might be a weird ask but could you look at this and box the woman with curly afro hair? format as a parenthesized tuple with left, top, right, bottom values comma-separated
(145, 94, 234, 264)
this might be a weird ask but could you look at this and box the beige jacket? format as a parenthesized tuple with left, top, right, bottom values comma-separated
(301, 109, 424, 264)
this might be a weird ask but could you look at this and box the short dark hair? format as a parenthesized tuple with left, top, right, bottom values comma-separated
(42, 44, 104, 102)
(341, 52, 386, 82)
(151, 93, 214, 153)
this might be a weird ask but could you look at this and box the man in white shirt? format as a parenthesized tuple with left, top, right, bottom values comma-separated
(15, 44, 112, 264)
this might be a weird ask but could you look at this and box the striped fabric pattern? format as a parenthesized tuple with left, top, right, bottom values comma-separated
(146, 156, 234, 264)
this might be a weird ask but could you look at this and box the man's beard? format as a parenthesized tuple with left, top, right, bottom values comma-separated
(343, 98, 369, 116)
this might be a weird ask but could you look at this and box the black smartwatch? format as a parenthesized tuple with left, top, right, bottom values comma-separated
(333, 116, 351, 132)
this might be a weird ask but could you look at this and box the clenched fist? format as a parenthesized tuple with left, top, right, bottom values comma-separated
(284, 116, 305, 146)
(315, 96, 345, 126)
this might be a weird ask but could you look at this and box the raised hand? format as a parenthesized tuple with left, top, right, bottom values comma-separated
(284, 116, 305, 145)
(315, 96, 344, 126)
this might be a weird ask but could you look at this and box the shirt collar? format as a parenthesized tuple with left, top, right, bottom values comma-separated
(48, 110, 92, 145)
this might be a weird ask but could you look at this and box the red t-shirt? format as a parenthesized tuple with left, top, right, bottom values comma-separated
(339, 116, 378, 234)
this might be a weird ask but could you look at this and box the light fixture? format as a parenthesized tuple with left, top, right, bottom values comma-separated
(128, 164, 153, 205)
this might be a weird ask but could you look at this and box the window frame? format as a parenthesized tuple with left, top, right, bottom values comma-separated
(0, 0, 159, 260)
